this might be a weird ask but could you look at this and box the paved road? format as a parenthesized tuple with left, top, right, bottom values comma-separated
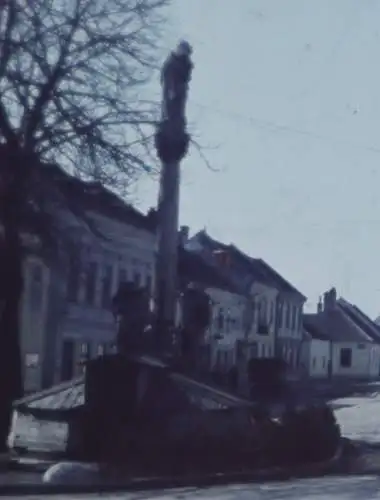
(1, 476, 379, 499)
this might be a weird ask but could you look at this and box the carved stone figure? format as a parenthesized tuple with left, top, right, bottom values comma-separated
(160, 40, 193, 131)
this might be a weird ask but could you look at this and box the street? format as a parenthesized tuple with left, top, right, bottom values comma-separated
(2, 476, 380, 499)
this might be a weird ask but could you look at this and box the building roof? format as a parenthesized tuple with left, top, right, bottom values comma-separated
(303, 310, 375, 344)
(337, 298, 380, 343)
(14, 354, 252, 414)
(303, 318, 330, 341)
(192, 230, 306, 300)
(41, 163, 156, 233)
(178, 247, 240, 294)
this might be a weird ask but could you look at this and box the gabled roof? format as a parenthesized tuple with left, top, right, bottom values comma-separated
(303, 310, 374, 344)
(191, 230, 305, 300)
(303, 318, 330, 341)
(251, 258, 306, 300)
(177, 247, 240, 294)
(337, 298, 380, 343)
(41, 163, 156, 233)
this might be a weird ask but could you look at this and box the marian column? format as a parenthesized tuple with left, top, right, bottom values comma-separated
(154, 41, 193, 356)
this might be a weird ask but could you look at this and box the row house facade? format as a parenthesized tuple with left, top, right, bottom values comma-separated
(20, 171, 156, 393)
(57, 207, 156, 385)
(177, 247, 246, 373)
(185, 230, 306, 372)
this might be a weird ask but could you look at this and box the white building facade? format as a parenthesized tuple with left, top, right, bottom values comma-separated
(303, 289, 380, 381)
(300, 330, 330, 379)
(186, 230, 306, 371)
(205, 286, 246, 371)
(56, 207, 156, 385)
(330, 341, 379, 379)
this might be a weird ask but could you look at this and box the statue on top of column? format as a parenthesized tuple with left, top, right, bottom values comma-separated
(160, 40, 193, 132)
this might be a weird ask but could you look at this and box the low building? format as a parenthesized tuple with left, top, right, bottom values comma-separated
(300, 323, 330, 379)
(304, 288, 380, 380)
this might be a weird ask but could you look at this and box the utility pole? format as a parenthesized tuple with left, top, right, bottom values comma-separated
(154, 41, 193, 356)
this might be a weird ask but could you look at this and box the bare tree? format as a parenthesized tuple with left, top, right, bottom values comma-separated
(0, 0, 167, 448)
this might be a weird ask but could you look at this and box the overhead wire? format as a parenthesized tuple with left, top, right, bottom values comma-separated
(190, 100, 380, 156)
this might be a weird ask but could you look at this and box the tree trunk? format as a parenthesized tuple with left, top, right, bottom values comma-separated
(0, 214, 24, 450)
(0, 146, 25, 450)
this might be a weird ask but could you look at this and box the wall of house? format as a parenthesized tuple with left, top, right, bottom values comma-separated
(308, 339, 330, 378)
(205, 287, 246, 372)
(331, 341, 379, 379)
(21, 256, 51, 393)
(17, 210, 156, 391)
(276, 294, 304, 369)
(55, 214, 156, 382)
(245, 282, 277, 360)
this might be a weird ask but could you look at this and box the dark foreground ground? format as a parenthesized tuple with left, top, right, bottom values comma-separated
(0, 476, 379, 499)
(3, 384, 380, 498)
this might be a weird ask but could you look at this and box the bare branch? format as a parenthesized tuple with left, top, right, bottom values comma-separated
(190, 137, 221, 173)
(0, 0, 167, 189)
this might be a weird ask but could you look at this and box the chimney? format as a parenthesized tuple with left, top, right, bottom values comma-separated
(317, 296, 323, 314)
(323, 287, 337, 311)
(178, 225, 189, 246)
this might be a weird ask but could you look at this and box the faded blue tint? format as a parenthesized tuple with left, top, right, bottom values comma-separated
(136, 0, 380, 318)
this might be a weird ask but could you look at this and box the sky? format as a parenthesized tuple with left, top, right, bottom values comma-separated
(136, 0, 380, 318)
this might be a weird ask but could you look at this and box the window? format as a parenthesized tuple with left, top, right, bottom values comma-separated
(258, 343, 262, 358)
(85, 262, 98, 305)
(108, 343, 117, 354)
(146, 275, 152, 293)
(277, 300, 283, 327)
(97, 344, 105, 356)
(118, 268, 127, 285)
(257, 323, 269, 335)
(29, 262, 43, 311)
(288, 347, 292, 362)
(133, 271, 141, 287)
(217, 309, 224, 331)
(285, 304, 291, 328)
(67, 256, 80, 302)
(322, 356, 326, 368)
(25, 353, 39, 367)
(225, 313, 231, 333)
(101, 264, 113, 308)
(250, 301, 256, 326)
(61, 340, 75, 381)
(80, 342, 91, 359)
(257, 298, 268, 334)
(259, 298, 267, 322)
(298, 308, 303, 331)
(291, 305, 297, 329)
(270, 301, 275, 323)
(249, 342, 258, 358)
(340, 348, 352, 368)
